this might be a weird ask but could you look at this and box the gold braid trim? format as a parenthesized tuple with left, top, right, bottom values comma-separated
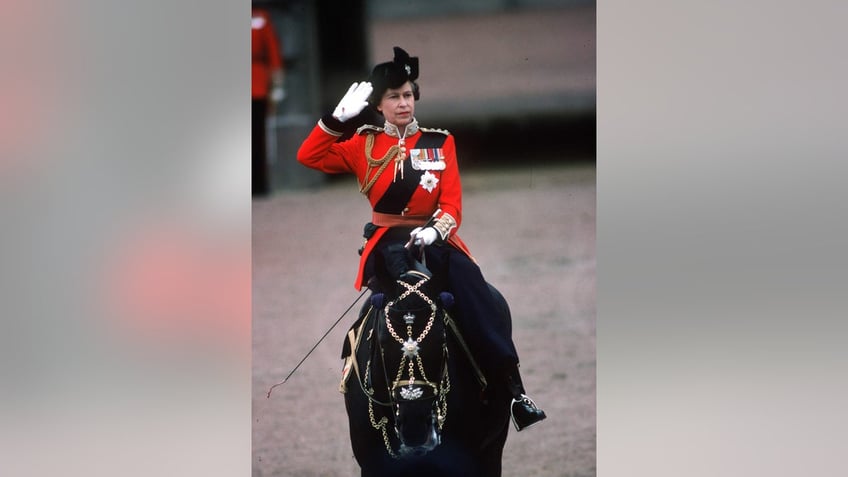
(432, 213, 457, 240)
(359, 133, 401, 194)
(419, 126, 450, 136)
(318, 118, 344, 137)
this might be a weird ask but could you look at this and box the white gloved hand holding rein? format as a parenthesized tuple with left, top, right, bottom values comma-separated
(410, 227, 439, 247)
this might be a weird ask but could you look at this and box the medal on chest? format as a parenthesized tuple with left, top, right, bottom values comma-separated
(410, 147, 446, 171)
(390, 139, 440, 194)
(360, 124, 447, 200)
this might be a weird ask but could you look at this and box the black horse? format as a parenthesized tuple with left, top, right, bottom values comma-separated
(340, 254, 513, 477)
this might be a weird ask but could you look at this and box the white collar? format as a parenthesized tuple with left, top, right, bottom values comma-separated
(383, 118, 419, 138)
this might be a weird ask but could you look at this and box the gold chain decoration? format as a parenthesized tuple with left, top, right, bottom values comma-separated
(363, 357, 399, 459)
(361, 276, 449, 458)
(383, 279, 437, 393)
(359, 133, 402, 195)
(437, 367, 450, 430)
(383, 279, 437, 344)
(368, 397, 398, 458)
(383, 280, 437, 390)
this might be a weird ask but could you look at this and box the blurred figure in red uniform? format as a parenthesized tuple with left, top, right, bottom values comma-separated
(252, 7, 285, 197)
(297, 47, 546, 432)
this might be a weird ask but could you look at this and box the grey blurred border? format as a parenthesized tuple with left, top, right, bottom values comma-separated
(598, 1, 848, 475)
(2, 1, 250, 476)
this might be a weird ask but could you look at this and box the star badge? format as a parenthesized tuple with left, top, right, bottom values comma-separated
(402, 338, 420, 358)
(419, 171, 439, 193)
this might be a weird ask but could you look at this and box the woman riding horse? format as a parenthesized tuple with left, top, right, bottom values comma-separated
(297, 46, 546, 433)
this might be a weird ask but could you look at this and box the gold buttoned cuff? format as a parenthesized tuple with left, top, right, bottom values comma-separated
(433, 213, 457, 240)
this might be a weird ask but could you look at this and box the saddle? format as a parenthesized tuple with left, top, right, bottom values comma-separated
(339, 299, 374, 394)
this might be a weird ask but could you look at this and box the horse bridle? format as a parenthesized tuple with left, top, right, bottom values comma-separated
(362, 272, 451, 458)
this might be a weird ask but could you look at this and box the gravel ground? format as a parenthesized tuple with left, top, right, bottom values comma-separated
(253, 162, 595, 476)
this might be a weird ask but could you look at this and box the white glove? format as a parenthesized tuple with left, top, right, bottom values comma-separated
(410, 227, 438, 246)
(270, 70, 285, 103)
(270, 86, 286, 102)
(332, 81, 373, 122)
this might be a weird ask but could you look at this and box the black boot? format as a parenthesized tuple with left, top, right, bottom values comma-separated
(507, 365, 547, 431)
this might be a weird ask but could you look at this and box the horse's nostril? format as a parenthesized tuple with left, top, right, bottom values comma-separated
(408, 447, 427, 457)
(397, 412, 441, 457)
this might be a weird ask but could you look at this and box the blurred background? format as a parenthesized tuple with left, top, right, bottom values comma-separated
(253, 0, 595, 192)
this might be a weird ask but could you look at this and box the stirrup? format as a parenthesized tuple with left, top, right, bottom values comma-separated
(510, 394, 547, 431)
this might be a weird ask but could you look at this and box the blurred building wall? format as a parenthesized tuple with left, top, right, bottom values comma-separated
(367, 1, 595, 124)
(258, 0, 595, 191)
(367, 0, 594, 19)
(366, 1, 596, 166)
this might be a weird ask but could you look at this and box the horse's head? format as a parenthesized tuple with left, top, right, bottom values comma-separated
(376, 270, 453, 457)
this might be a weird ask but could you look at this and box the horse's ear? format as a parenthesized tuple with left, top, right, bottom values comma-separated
(439, 292, 454, 309)
(371, 293, 385, 308)
(409, 256, 433, 279)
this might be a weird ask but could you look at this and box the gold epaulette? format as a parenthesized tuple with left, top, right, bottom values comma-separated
(356, 124, 384, 135)
(419, 127, 450, 136)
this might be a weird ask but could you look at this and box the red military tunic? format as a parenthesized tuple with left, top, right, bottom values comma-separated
(251, 8, 284, 99)
(297, 118, 472, 290)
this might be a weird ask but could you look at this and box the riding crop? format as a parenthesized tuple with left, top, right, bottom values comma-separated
(266, 288, 369, 398)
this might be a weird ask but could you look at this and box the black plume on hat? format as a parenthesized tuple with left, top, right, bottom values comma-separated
(368, 46, 420, 104)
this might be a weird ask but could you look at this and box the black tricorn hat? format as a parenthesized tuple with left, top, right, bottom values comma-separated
(367, 46, 420, 105)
